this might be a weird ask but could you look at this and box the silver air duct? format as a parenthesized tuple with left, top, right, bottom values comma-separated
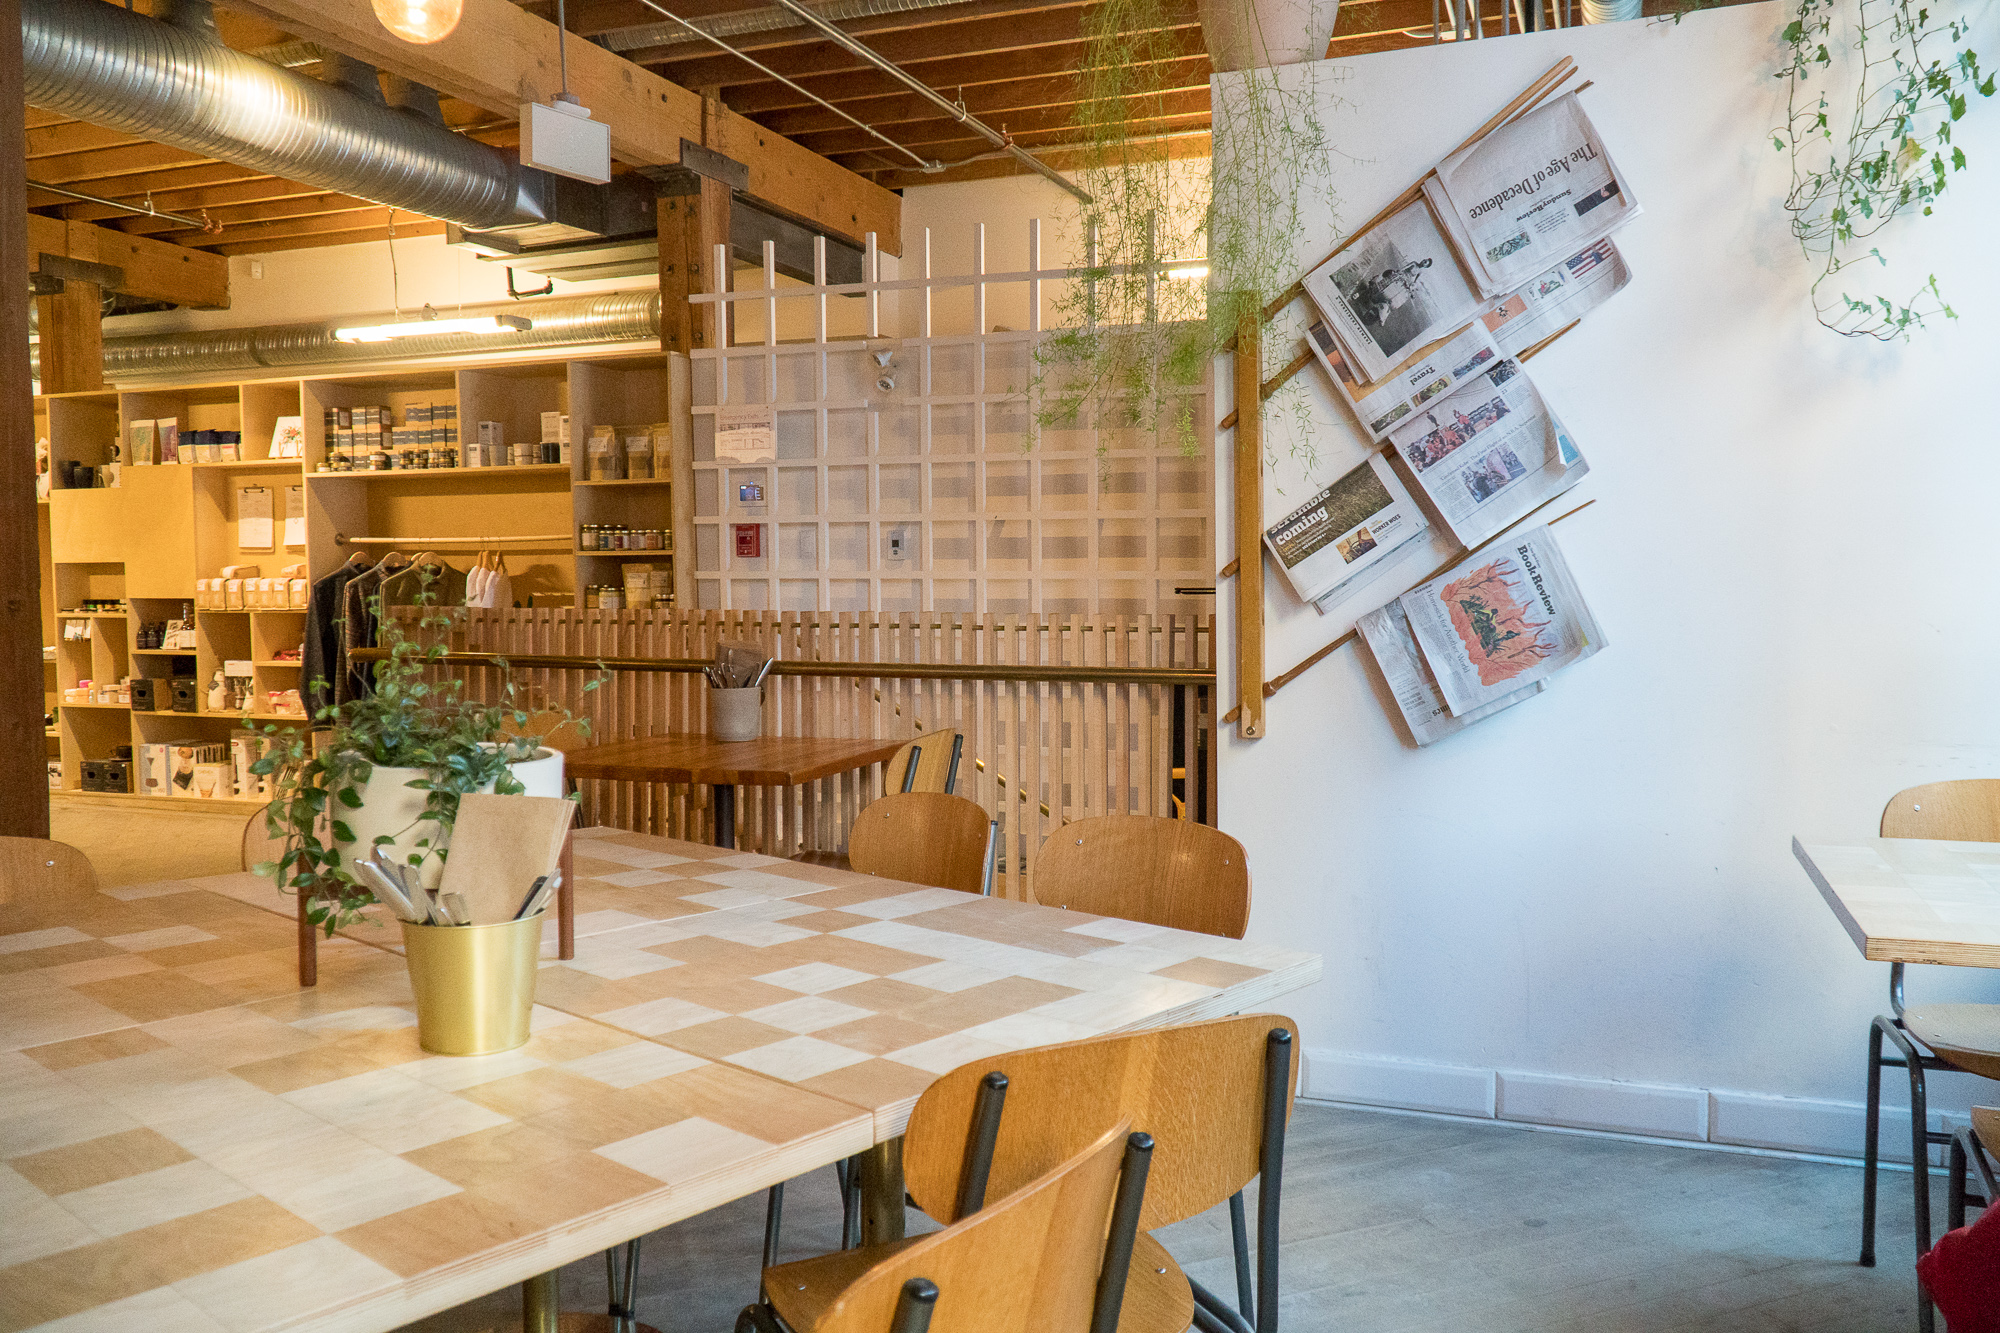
(21, 0, 545, 231)
(39, 292, 663, 382)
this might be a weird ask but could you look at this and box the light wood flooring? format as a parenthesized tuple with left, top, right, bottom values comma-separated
(49, 793, 253, 885)
(403, 1104, 1935, 1333)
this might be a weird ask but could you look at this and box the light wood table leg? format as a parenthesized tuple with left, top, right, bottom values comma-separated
(858, 1136, 906, 1245)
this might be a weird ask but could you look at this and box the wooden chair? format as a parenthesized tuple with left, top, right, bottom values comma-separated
(850, 793, 997, 897)
(1033, 814, 1250, 940)
(1864, 780, 2000, 1333)
(0, 837, 100, 908)
(740, 1121, 1152, 1333)
(885, 728, 967, 796)
(903, 1014, 1298, 1333)
(1945, 1105, 1999, 1236)
(241, 803, 286, 874)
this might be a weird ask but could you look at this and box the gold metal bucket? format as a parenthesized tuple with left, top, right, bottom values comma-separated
(401, 915, 542, 1055)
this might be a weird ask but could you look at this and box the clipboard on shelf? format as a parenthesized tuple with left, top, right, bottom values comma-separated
(237, 486, 274, 552)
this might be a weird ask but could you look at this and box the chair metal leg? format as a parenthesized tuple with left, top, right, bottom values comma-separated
(1189, 1279, 1254, 1333)
(1875, 1019, 1936, 1255)
(889, 1278, 938, 1333)
(1949, 1132, 1969, 1232)
(1229, 1191, 1254, 1322)
(1256, 1028, 1293, 1333)
(1862, 1018, 1886, 1266)
(841, 1154, 862, 1250)
(1089, 1132, 1154, 1333)
(955, 1072, 1009, 1218)
(604, 1239, 642, 1333)
(762, 1182, 784, 1269)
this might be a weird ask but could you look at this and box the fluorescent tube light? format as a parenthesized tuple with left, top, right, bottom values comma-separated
(332, 315, 532, 344)
(1165, 265, 1210, 281)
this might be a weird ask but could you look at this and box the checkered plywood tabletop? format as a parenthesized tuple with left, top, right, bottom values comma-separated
(0, 971, 869, 1333)
(1796, 835, 2000, 968)
(542, 829, 1321, 1136)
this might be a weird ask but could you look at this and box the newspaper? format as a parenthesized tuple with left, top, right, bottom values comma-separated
(1387, 357, 1586, 547)
(1358, 599, 1545, 745)
(1307, 318, 1502, 442)
(1301, 198, 1484, 384)
(1481, 237, 1630, 357)
(1424, 93, 1640, 296)
(1398, 524, 1604, 716)
(1263, 455, 1429, 614)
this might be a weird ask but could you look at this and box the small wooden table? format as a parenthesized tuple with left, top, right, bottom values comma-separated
(563, 735, 905, 849)
(1794, 835, 2000, 968)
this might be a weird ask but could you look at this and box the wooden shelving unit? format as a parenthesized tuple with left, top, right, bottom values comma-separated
(40, 348, 691, 808)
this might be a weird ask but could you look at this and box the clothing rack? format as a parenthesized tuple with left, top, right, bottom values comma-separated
(333, 533, 569, 547)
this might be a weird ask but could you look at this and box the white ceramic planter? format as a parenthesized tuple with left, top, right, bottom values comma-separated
(1198, 0, 1340, 71)
(340, 747, 565, 888)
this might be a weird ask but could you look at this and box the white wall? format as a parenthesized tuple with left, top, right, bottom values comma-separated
(1215, 3, 2000, 1158)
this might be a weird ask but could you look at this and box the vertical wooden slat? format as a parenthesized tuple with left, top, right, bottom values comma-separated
(1233, 312, 1265, 739)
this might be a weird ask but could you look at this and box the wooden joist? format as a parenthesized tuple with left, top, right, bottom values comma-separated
(222, 0, 902, 252)
(26, 213, 229, 308)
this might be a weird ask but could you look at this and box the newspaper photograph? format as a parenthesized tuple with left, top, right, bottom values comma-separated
(1387, 357, 1587, 547)
(1307, 318, 1502, 442)
(1481, 237, 1631, 357)
(1358, 599, 1545, 745)
(1301, 198, 1484, 384)
(1425, 93, 1640, 295)
(1263, 454, 1429, 613)
(1398, 524, 1605, 717)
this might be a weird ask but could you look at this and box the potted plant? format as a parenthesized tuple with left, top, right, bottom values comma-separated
(252, 575, 602, 934)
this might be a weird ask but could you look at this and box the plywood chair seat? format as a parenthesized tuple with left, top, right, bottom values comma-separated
(765, 1234, 1192, 1333)
(1904, 1006, 2000, 1081)
(1034, 815, 1250, 940)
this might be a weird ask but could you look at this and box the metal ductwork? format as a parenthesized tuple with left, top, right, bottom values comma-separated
(34, 292, 663, 383)
(22, 0, 548, 232)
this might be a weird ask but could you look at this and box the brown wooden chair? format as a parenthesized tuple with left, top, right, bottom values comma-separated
(241, 803, 286, 874)
(740, 1121, 1153, 1333)
(886, 728, 967, 796)
(1033, 814, 1250, 940)
(1945, 1105, 1999, 1237)
(1864, 779, 2000, 1332)
(903, 1014, 1298, 1333)
(850, 793, 997, 897)
(0, 837, 100, 908)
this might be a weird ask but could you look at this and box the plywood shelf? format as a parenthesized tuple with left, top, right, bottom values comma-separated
(308, 464, 570, 482)
(576, 478, 672, 487)
(51, 789, 269, 812)
(576, 548, 675, 558)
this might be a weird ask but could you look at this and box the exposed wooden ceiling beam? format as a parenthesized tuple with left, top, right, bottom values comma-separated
(795, 89, 1209, 158)
(215, 0, 902, 251)
(27, 214, 230, 306)
(209, 217, 448, 255)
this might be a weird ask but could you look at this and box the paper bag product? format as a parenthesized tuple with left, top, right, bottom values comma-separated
(439, 792, 575, 923)
(587, 427, 621, 481)
(157, 417, 181, 463)
(129, 419, 158, 466)
(650, 423, 674, 477)
(623, 433, 654, 480)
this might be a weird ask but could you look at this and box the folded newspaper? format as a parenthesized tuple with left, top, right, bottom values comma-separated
(1423, 93, 1640, 296)
(1357, 599, 1545, 745)
(1306, 319, 1502, 442)
(1263, 455, 1429, 613)
(1387, 357, 1586, 548)
(1301, 198, 1484, 384)
(1398, 524, 1603, 717)
(1481, 236, 1630, 357)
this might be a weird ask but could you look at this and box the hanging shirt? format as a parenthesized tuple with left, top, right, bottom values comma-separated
(303, 563, 366, 718)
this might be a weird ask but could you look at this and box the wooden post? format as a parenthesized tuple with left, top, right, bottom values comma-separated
(0, 0, 50, 839)
(656, 174, 732, 354)
(35, 280, 105, 393)
(1233, 311, 1265, 740)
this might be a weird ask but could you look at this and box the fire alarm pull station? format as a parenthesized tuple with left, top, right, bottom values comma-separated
(734, 524, 762, 558)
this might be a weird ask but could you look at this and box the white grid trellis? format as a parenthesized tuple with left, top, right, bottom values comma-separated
(688, 221, 1215, 616)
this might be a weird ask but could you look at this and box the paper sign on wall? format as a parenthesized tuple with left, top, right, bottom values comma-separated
(714, 406, 776, 464)
(236, 486, 274, 552)
(283, 485, 305, 547)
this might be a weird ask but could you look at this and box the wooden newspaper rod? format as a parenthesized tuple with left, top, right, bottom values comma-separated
(1219, 496, 1598, 724)
(347, 648, 1214, 688)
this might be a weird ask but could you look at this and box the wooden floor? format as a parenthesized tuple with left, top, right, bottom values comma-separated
(49, 793, 251, 885)
(398, 1104, 1932, 1333)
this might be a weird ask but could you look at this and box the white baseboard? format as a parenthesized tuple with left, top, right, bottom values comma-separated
(1303, 1047, 1954, 1163)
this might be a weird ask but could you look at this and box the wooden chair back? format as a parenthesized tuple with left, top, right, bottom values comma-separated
(241, 803, 287, 874)
(849, 793, 994, 896)
(885, 728, 966, 795)
(1974, 1106, 2000, 1158)
(1881, 781, 2000, 841)
(818, 1121, 1132, 1333)
(1033, 814, 1250, 939)
(902, 1013, 1297, 1233)
(0, 838, 100, 908)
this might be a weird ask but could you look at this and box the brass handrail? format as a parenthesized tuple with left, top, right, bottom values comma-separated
(346, 648, 1215, 687)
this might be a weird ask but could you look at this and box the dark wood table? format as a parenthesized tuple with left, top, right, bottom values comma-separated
(564, 733, 906, 848)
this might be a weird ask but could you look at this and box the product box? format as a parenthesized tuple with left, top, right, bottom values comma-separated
(223, 579, 245, 611)
(129, 419, 158, 466)
(81, 759, 131, 793)
(189, 762, 233, 800)
(157, 417, 180, 464)
(230, 730, 268, 800)
(540, 410, 562, 443)
(47, 759, 61, 791)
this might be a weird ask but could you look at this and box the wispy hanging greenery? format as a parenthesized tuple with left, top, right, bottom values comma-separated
(1031, 0, 1341, 455)
(1775, 0, 1994, 337)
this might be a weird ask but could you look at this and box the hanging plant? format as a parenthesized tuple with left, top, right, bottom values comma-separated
(1030, 0, 1341, 458)
(1774, 0, 1994, 337)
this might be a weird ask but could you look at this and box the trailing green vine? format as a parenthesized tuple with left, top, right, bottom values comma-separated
(1775, 0, 1994, 337)
(252, 574, 603, 934)
(1031, 0, 1340, 459)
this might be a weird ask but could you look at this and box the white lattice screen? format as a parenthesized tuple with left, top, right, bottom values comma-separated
(689, 223, 1214, 615)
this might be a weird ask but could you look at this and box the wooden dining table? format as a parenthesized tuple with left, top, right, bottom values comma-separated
(0, 828, 1320, 1333)
(1794, 835, 2000, 968)
(562, 735, 906, 849)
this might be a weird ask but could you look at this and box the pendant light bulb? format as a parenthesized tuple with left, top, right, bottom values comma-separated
(371, 0, 462, 43)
